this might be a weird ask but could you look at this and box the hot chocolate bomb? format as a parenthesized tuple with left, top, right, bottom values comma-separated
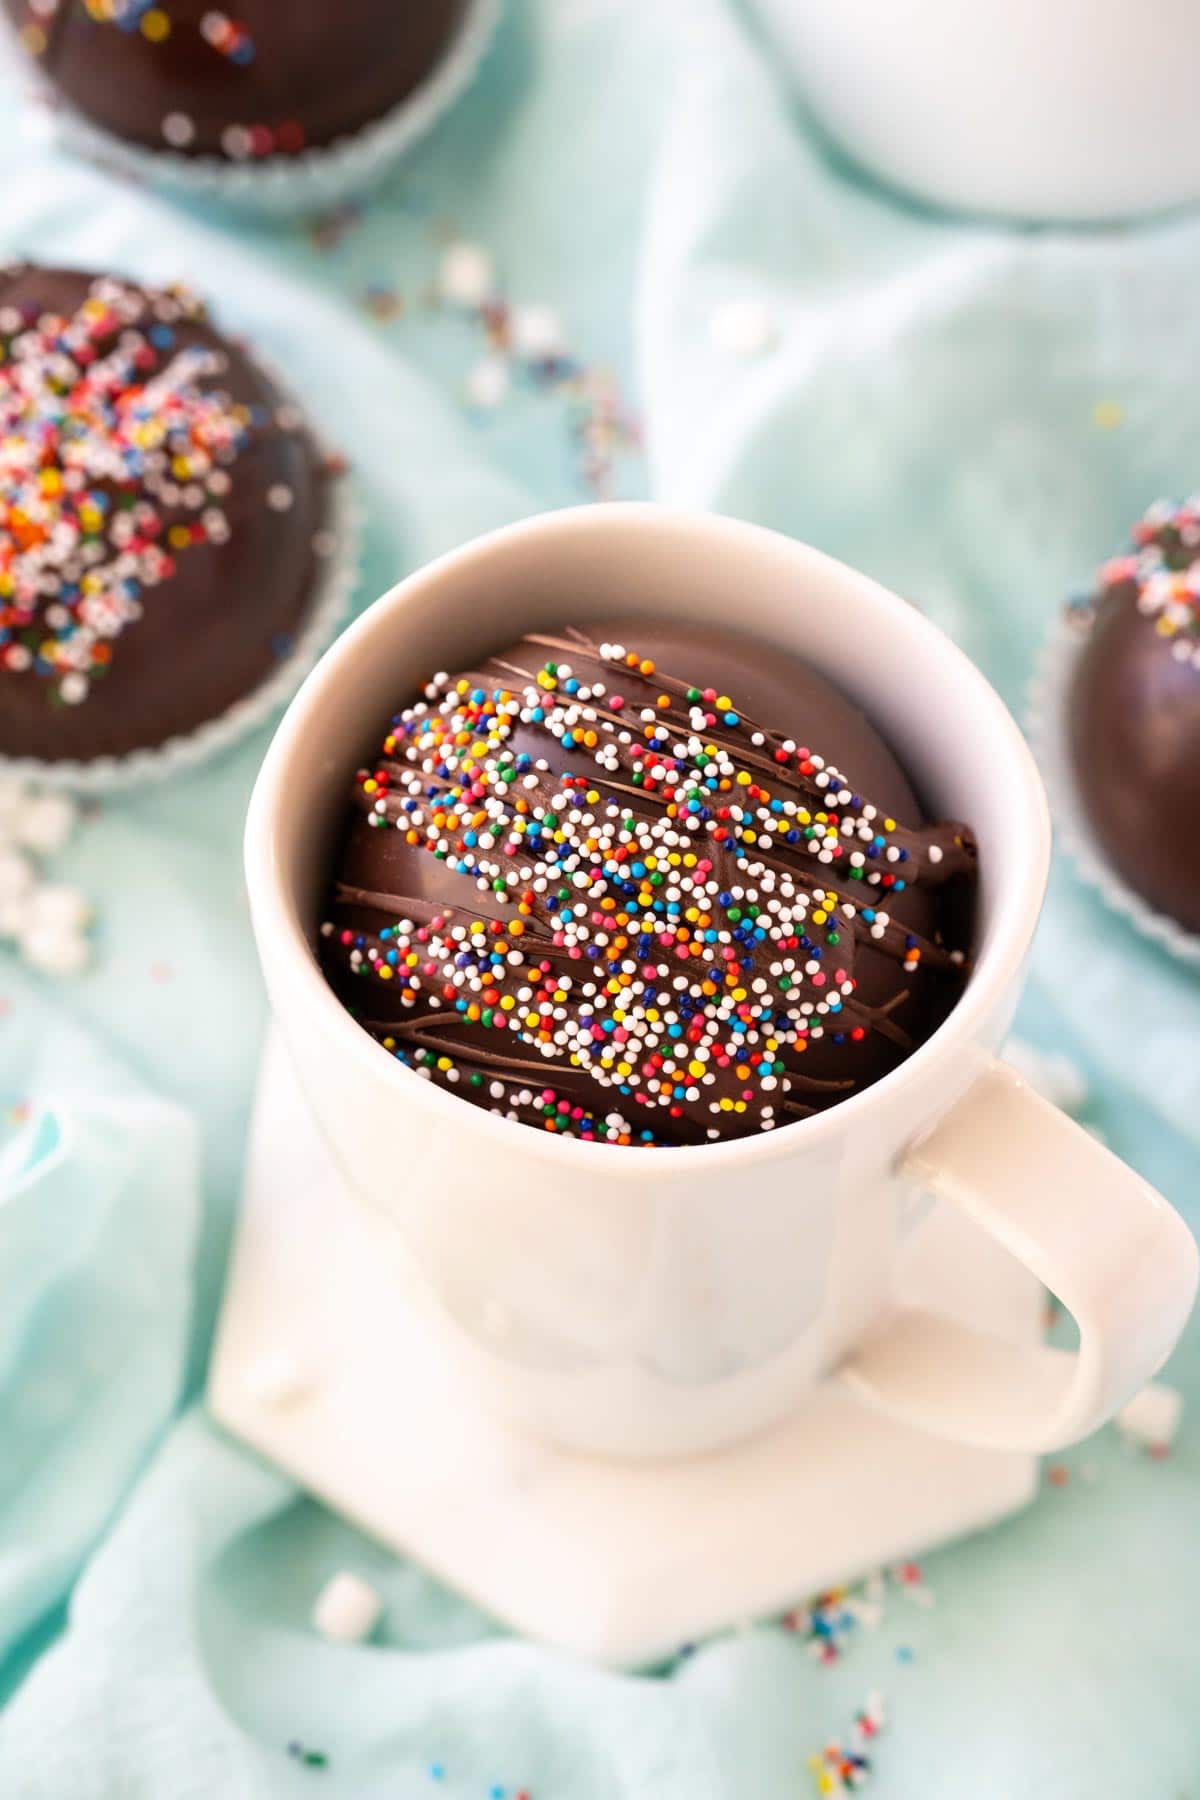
(0, 263, 334, 765)
(3, 0, 468, 161)
(1069, 499, 1200, 935)
(320, 622, 978, 1146)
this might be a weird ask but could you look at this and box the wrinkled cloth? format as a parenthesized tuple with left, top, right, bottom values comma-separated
(2, 0, 1199, 1793)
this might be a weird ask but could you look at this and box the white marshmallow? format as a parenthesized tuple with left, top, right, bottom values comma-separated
(312, 1571, 383, 1645)
(0, 848, 35, 907)
(439, 241, 495, 308)
(29, 884, 91, 935)
(20, 922, 90, 978)
(1116, 1382, 1183, 1451)
(0, 778, 31, 832)
(12, 791, 78, 856)
(510, 303, 566, 362)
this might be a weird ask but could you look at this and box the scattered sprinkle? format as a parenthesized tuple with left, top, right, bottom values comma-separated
(287, 1741, 328, 1770)
(362, 283, 405, 323)
(434, 240, 641, 496)
(808, 1692, 887, 1794)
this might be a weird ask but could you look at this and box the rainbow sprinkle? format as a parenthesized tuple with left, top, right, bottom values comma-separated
(1091, 496, 1200, 668)
(0, 274, 254, 706)
(322, 632, 973, 1143)
(808, 1693, 887, 1795)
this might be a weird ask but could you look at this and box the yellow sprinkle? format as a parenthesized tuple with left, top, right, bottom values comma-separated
(141, 6, 170, 38)
(1092, 400, 1123, 430)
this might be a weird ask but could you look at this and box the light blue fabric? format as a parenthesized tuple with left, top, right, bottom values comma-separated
(2, 1, 1199, 1792)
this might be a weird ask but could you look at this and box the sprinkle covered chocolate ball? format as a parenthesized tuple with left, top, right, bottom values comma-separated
(319, 621, 977, 1146)
(0, 264, 335, 766)
(1068, 497, 1200, 936)
(2, 0, 470, 162)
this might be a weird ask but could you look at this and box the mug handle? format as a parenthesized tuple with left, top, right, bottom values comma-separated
(838, 1059, 1198, 1452)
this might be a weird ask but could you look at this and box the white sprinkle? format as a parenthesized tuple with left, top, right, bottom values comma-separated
(220, 124, 252, 160)
(161, 111, 195, 148)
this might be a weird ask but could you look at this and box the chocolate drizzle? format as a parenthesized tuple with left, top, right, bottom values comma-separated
(320, 623, 976, 1145)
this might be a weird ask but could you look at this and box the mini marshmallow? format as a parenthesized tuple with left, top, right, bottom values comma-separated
(509, 303, 566, 363)
(1116, 1382, 1183, 1451)
(0, 779, 31, 832)
(439, 241, 495, 308)
(13, 791, 77, 856)
(0, 847, 35, 906)
(20, 921, 89, 978)
(312, 1571, 383, 1645)
(709, 297, 778, 358)
(0, 893, 33, 938)
(29, 883, 91, 935)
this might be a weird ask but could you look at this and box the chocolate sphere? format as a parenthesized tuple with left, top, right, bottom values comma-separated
(1068, 499, 1200, 935)
(2, 0, 468, 161)
(319, 620, 977, 1146)
(0, 264, 336, 765)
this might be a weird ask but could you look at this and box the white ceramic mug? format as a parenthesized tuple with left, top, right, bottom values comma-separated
(748, 0, 1200, 221)
(246, 505, 1198, 1459)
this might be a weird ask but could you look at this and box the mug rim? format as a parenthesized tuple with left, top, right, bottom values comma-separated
(246, 503, 1051, 1175)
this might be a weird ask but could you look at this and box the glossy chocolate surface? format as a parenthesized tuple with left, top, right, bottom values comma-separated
(3, 0, 468, 159)
(0, 264, 333, 764)
(319, 619, 977, 1144)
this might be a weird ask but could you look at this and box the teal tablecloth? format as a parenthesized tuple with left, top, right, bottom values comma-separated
(2, 2, 1199, 1793)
